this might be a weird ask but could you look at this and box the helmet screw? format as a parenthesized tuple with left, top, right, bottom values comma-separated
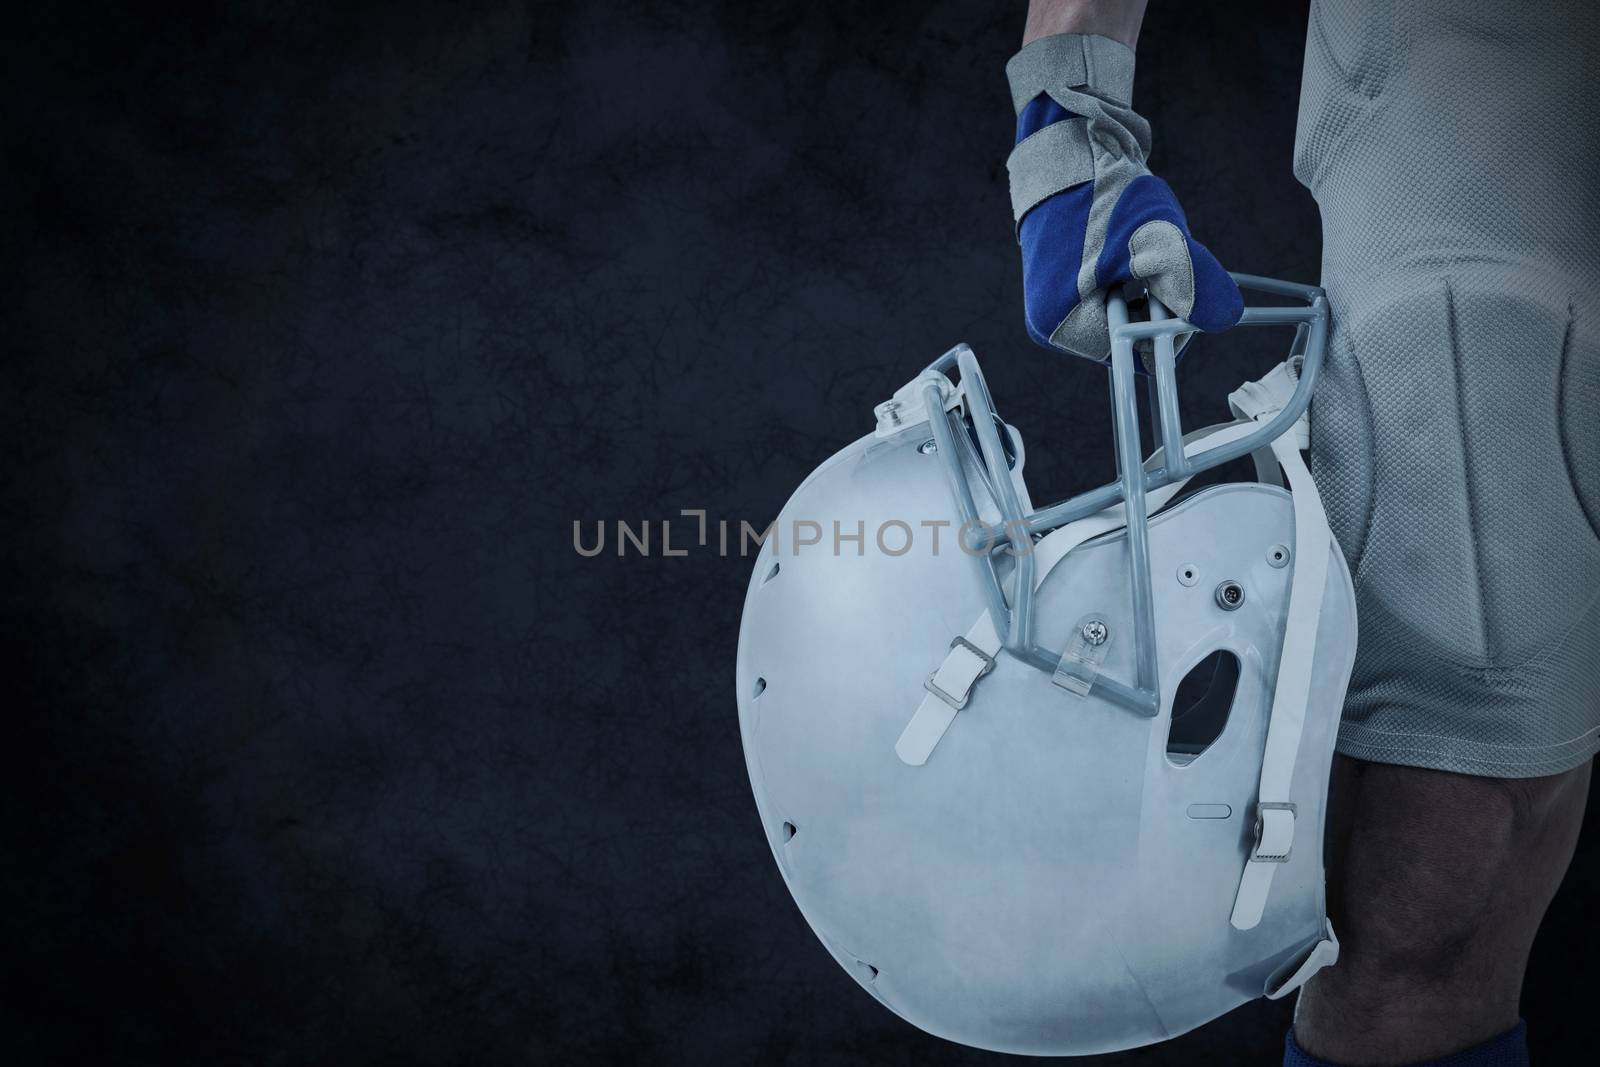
(1214, 581, 1246, 611)
(1081, 619, 1109, 646)
(918, 439, 938, 455)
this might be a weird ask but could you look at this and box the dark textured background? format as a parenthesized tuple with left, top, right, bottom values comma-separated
(3, 2, 1593, 1062)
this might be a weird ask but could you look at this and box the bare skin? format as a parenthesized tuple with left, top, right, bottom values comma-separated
(1296, 757, 1590, 1064)
(1020, 0, 1594, 1061)
(1024, 0, 1148, 47)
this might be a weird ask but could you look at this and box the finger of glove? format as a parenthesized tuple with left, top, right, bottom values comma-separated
(1099, 175, 1242, 332)
(1162, 234, 1241, 333)
(1131, 222, 1243, 333)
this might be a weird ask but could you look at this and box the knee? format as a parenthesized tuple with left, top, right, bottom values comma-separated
(1326, 768, 1583, 990)
(1297, 760, 1590, 1060)
(1335, 857, 1496, 989)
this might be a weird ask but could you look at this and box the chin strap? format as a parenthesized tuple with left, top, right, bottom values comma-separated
(1226, 358, 1335, 931)
(896, 613, 1003, 766)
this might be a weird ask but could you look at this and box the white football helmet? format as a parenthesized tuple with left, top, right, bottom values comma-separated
(734, 277, 1358, 1055)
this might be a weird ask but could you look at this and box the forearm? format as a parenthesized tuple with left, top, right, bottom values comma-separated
(1023, 0, 1148, 47)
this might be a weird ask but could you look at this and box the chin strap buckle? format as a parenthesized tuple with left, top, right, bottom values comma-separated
(895, 615, 1004, 766)
(922, 636, 995, 711)
(1250, 802, 1297, 864)
(1232, 800, 1299, 929)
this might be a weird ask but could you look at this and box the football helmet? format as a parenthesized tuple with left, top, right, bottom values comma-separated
(734, 276, 1358, 1055)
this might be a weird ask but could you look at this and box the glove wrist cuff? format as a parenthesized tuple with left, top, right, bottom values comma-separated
(1005, 33, 1136, 112)
(1007, 121, 1094, 226)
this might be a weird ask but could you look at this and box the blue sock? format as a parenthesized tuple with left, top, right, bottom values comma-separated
(1284, 1021, 1528, 1067)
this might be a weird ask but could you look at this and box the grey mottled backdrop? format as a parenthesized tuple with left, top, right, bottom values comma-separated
(3, 2, 1593, 1062)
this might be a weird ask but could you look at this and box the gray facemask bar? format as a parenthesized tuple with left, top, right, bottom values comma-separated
(919, 273, 1328, 716)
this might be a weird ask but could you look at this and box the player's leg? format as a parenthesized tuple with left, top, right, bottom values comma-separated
(1291, 756, 1590, 1064)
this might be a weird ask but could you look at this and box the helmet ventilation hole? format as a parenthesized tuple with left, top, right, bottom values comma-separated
(1166, 650, 1240, 765)
(781, 821, 797, 843)
(762, 560, 781, 585)
(753, 677, 767, 699)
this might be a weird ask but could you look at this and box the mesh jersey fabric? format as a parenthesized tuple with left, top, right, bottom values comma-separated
(1295, 0, 1600, 777)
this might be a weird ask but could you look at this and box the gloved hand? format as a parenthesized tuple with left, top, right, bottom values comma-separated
(1005, 33, 1241, 362)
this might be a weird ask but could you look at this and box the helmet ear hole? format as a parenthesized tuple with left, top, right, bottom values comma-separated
(1166, 650, 1241, 765)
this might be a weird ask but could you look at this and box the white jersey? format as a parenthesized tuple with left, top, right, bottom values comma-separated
(1295, 0, 1598, 303)
(1295, 0, 1600, 778)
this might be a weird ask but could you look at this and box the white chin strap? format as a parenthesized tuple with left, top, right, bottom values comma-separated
(1224, 359, 1333, 932)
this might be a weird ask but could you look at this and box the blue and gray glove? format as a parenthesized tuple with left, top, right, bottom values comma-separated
(1005, 33, 1242, 361)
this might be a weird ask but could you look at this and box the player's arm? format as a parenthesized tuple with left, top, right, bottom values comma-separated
(1009, 0, 1239, 360)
